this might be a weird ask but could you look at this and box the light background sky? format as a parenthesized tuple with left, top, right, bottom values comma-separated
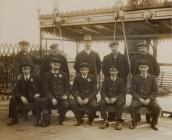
(0, 0, 172, 63)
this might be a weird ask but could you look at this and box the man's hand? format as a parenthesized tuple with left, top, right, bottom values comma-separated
(82, 98, 89, 105)
(52, 98, 58, 105)
(34, 94, 40, 99)
(21, 96, 28, 105)
(139, 98, 145, 104)
(105, 97, 110, 104)
(62, 95, 68, 100)
(77, 97, 83, 105)
(144, 99, 150, 105)
(109, 98, 117, 104)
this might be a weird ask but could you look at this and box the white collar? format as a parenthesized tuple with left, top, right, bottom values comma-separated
(140, 73, 148, 79)
(85, 50, 91, 55)
(111, 76, 117, 81)
(52, 70, 59, 74)
(24, 74, 30, 80)
(82, 75, 88, 79)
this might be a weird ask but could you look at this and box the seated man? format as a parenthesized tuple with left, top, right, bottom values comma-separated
(99, 65, 125, 130)
(70, 63, 98, 126)
(7, 63, 41, 126)
(41, 58, 71, 127)
(129, 60, 161, 131)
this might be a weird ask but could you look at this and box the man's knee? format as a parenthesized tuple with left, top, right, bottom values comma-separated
(116, 100, 123, 107)
(130, 100, 140, 110)
(61, 100, 70, 109)
(99, 99, 106, 107)
(89, 100, 98, 109)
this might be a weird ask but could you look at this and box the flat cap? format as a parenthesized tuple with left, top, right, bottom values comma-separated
(109, 64, 118, 70)
(137, 60, 150, 66)
(136, 41, 148, 48)
(83, 35, 92, 41)
(79, 62, 90, 69)
(109, 41, 119, 47)
(18, 41, 30, 46)
(49, 44, 59, 50)
(50, 57, 61, 63)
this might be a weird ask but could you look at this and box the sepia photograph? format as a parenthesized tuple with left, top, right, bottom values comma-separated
(0, 0, 172, 140)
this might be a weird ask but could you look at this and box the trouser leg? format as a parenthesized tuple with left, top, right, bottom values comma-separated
(99, 99, 107, 120)
(88, 99, 98, 122)
(69, 99, 82, 121)
(129, 99, 142, 125)
(147, 100, 161, 126)
(58, 99, 70, 123)
(40, 97, 51, 122)
(115, 100, 123, 122)
(9, 96, 18, 120)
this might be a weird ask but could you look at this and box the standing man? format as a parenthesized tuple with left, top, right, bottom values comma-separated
(41, 58, 71, 127)
(74, 35, 101, 76)
(102, 41, 129, 121)
(11, 41, 40, 78)
(7, 63, 41, 126)
(99, 65, 125, 130)
(71, 63, 98, 126)
(131, 41, 160, 77)
(40, 43, 69, 79)
(129, 60, 161, 131)
(131, 41, 160, 122)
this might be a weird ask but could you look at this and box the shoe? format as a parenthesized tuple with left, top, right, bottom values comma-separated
(146, 114, 152, 124)
(41, 121, 50, 128)
(137, 114, 141, 122)
(88, 121, 95, 126)
(59, 122, 63, 125)
(100, 121, 109, 129)
(130, 123, 137, 129)
(75, 119, 83, 126)
(34, 119, 40, 127)
(116, 122, 122, 130)
(22, 114, 28, 121)
(6, 119, 18, 126)
(151, 125, 159, 131)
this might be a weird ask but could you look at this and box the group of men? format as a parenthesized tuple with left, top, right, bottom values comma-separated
(7, 34, 161, 131)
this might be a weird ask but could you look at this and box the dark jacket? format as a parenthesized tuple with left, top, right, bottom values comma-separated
(100, 76, 125, 101)
(102, 53, 129, 78)
(72, 74, 98, 100)
(74, 50, 101, 76)
(130, 74, 158, 101)
(40, 54, 69, 78)
(13, 74, 41, 99)
(131, 54, 160, 77)
(42, 71, 71, 99)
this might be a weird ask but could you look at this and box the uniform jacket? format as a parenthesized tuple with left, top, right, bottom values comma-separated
(100, 76, 125, 101)
(131, 74, 158, 101)
(13, 74, 41, 99)
(102, 53, 129, 78)
(74, 50, 101, 76)
(72, 74, 98, 100)
(42, 71, 71, 99)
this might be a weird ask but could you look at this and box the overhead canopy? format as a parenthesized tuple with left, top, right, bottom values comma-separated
(39, 2, 172, 41)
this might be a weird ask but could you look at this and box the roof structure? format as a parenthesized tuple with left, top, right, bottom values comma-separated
(39, 1, 172, 41)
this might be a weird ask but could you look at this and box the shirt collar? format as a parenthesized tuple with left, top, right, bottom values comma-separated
(82, 75, 88, 79)
(24, 74, 30, 80)
(111, 76, 117, 81)
(140, 73, 148, 79)
(52, 70, 59, 74)
(85, 50, 91, 55)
